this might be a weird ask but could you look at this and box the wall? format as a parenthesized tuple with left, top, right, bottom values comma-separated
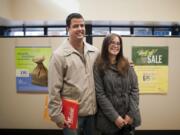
(1, 0, 180, 22)
(0, 36, 180, 130)
(0, 0, 12, 19)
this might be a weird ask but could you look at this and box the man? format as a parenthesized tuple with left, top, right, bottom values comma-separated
(48, 13, 99, 135)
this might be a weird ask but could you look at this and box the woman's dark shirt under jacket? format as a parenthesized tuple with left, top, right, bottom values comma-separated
(94, 64, 141, 133)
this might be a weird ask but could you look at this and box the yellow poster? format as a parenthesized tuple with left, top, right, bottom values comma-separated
(132, 46, 168, 94)
(135, 66, 168, 94)
(15, 46, 52, 93)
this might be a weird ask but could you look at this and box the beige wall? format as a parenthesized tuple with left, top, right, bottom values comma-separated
(0, 37, 180, 129)
(0, 0, 180, 22)
(0, 0, 12, 19)
(11, 0, 67, 21)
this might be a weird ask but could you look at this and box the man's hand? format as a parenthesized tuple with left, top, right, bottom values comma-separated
(56, 122, 64, 129)
(56, 119, 72, 129)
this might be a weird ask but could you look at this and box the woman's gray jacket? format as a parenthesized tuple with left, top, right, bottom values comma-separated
(94, 65, 141, 133)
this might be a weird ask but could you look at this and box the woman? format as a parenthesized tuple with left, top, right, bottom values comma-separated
(94, 33, 141, 135)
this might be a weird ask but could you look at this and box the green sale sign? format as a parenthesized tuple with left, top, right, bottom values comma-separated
(132, 46, 168, 65)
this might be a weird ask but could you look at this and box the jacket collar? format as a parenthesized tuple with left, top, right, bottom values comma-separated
(63, 39, 96, 56)
(109, 64, 118, 71)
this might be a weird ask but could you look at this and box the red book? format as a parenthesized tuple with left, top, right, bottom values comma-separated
(62, 98, 79, 129)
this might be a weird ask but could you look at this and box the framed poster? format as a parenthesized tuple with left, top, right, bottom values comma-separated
(132, 46, 168, 94)
(15, 46, 52, 93)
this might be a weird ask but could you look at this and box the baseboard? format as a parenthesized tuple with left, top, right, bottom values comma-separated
(135, 130, 180, 135)
(0, 129, 180, 135)
(0, 129, 63, 135)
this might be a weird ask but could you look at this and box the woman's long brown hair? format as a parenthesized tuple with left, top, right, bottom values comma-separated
(96, 33, 129, 76)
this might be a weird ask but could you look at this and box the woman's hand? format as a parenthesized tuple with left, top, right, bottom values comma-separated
(124, 115, 133, 125)
(114, 116, 125, 128)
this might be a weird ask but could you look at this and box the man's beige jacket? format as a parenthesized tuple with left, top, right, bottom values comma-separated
(48, 39, 99, 125)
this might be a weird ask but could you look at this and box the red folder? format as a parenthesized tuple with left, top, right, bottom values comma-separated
(62, 98, 79, 129)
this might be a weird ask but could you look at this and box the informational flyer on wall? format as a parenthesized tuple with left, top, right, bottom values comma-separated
(132, 46, 168, 94)
(15, 46, 52, 93)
